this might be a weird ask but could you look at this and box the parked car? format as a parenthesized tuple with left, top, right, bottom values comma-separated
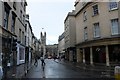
(48, 56, 52, 59)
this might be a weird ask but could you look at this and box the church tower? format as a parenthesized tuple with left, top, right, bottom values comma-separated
(41, 32, 46, 45)
(40, 32, 46, 57)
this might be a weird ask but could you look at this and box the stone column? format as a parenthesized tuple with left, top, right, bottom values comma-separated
(90, 47, 93, 65)
(69, 51, 73, 61)
(83, 48, 85, 63)
(77, 48, 80, 62)
(106, 45, 110, 66)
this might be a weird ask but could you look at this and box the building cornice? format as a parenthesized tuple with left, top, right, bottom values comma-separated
(74, 0, 80, 6)
(0, 25, 17, 37)
(26, 20, 33, 34)
(76, 37, 120, 47)
(18, 17, 25, 28)
(75, 2, 92, 17)
(64, 11, 76, 23)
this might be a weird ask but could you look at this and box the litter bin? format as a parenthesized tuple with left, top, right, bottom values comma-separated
(114, 66, 120, 80)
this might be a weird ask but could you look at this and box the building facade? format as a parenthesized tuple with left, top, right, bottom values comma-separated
(34, 37, 41, 58)
(0, 1, 28, 78)
(58, 32, 65, 57)
(75, 1, 120, 66)
(46, 44, 58, 58)
(64, 10, 76, 62)
(0, 0, 27, 67)
(25, 14, 33, 63)
(40, 32, 46, 58)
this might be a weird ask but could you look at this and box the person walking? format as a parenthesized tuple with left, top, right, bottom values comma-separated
(41, 57, 45, 66)
(34, 54, 38, 66)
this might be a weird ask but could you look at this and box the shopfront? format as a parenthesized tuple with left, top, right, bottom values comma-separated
(17, 43, 25, 65)
(76, 37, 120, 66)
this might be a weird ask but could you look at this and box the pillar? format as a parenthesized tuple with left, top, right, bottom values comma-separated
(77, 48, 82, 62)
(83, 48, 85, 63)
(90, 47, 93, 65)
(106, 45, 110, 66)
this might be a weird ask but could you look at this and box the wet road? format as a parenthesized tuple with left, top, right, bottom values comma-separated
(24, 59, 114, 79)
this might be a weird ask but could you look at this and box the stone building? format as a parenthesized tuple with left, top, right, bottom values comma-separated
(0, 0, 27, 67)
(58, 32, 65, 57)
(40, 32, 46, 58)
(46, 44, 58, 58)
(64, 10, 77, 62)
(25, 14, 33, 63)
(75, 1, 120, 66)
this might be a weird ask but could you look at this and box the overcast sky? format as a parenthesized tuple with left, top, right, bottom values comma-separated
(26, 0, 75, 45)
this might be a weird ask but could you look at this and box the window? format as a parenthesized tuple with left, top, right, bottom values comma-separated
(84, 27, 88, 40)
(93, 23, 100, 38)
(21, 0, 23, 7)
(3, 6, 10, 30)
(23, 15, 25, 24)
(82, 2, 87, 7)
(111, 19, 119, 35)
(19, 29, 21, 42)
(20, 10, 22, 21)
(25, 24, 27, 32)
(22, 31, 24, 44)
(11, 14, 16, 33)
(92, 5, 99, 16)
(109, 2, 118, 10)
(25, 36, 26, 45)
(13, 2, 16, 10)
(83, 11, 87, 21)
(24, 3, 26, 11)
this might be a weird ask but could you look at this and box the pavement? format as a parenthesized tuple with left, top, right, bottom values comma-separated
(54, 59, 114, 71)
(24, 59, 115, 79)
(54, 59, 115, 78)
(5, 60, 34, 79)
(3, 59, 117, 79)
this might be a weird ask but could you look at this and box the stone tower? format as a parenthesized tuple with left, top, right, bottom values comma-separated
(40, 32, 46, 57)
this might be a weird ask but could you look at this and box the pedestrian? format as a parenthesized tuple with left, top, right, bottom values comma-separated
(34, 54, 38, 66)
(41, 57, 45, 66)
(53, 55, 56, 60)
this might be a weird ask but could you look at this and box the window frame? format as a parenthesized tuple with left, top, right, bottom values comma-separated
(84, 27, 88, 40)
(3, 5, 11, 30)
(93, 23, 100, 38)
(109, 2, 118, 11)
(111, 18, 119, 35)
(92, 4, 99, 16)
(13, 2, 16, 10)
(19, 29, 21, 42)
(20, 10, 22, 21)
(11, 14, 16, 33)
(83, 11, 87, 21)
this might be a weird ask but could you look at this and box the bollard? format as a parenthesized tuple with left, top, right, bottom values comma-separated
(114, 66, 120, 80)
